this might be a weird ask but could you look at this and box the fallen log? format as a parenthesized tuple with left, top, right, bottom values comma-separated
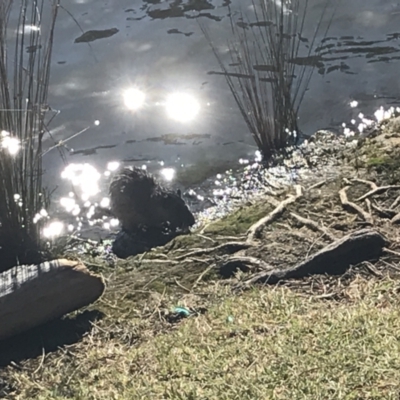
(237, 229, 388, 287)
(0, 259, 105, 341)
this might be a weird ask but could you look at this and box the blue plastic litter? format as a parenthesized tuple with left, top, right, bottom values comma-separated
(173, 307, 191, 317)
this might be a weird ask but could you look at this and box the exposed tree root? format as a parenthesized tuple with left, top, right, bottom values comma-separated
(370, 203, 397, 219)
(352, 178, 378, 190)
(235, 229, 388, 288)
(290, 212, 337, 241)
(339, 186, 373, 224)
(247, 185, 303, 242)
(355, 184, 400, 202)
(175, 242, 252, 261)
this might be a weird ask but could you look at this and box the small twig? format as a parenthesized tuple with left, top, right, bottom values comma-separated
(33, 343, 46, 374)
(192, 264, 216, 288)
(390, 195, 400, 210)
(199, 223, 211, 235)
(362, 261, 382, 277)
(313, 292, 337, 300)
(215, 235, 246, 241)
(306, 233, 325, 259)
(380, 259, 400, 273)
(139, 259, 179, 265)
(195, 234, 216, 244)
(352, 178, 378, 190)
(365, 198, 372, 216)
(186, 257, 212, 264)
(174, 278, 191, 293)
(307, 180, 326, 191)
(383, 248, 400, 257)
(339, 186, 373, 224)
(343, 178, 352, 185)
(247, 185, 303, 242)
(175, 242, 253, 261)
(356, 185, 400, 202)
(370, 202, 397, 219)
(139, 252, 148, 263)
(143, 276, 160, 290)
(391, 212, 400, 225)
(290, 212, 336, 241)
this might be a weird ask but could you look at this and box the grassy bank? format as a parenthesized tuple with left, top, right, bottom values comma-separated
(5, 278, 400, 399)
(1, 117, 400, 399)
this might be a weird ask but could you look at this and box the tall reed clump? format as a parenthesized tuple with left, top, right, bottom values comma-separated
(0, 0, 60, 272)
(202, 0, 334, 162)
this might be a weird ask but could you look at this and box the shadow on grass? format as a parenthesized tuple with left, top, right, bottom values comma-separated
(0, 309, 104, 368)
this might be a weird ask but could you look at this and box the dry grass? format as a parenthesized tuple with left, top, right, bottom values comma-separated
(3, 275, 400, 399)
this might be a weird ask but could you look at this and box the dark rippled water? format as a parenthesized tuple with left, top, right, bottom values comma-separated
(5, 0, 400, 239)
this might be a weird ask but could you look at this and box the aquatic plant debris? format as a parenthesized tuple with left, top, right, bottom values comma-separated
(74, 28, 119, 43)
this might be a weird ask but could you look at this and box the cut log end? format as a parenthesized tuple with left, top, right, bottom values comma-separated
(0, 259, 105, 341)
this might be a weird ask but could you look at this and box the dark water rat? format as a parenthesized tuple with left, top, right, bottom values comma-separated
(109, 167, 195, 233)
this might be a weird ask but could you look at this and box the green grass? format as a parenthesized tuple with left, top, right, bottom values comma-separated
(6, 276, 400, 399)
(203, 200, 275, 236)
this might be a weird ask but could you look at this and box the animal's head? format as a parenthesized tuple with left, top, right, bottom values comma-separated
(159, 190, 195, 232)
(109, 167, 155, 199)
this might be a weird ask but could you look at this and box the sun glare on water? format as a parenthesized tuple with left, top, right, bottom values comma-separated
(43, 221, 64, 239)
(166, 93, 200, 123)
(160, 167, 176, 182)
(61, 163, 101, 201)
(123, 88, 146, 110)
(1, 131, 20, 155)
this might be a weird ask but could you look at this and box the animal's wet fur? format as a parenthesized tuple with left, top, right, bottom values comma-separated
(109, 167, 195, 257)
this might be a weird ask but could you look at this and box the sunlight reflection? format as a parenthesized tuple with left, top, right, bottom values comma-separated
(107, 161, 120, 171)
(374, 106, 395, 123)
(110, 218, 119, 227)
(61, 163, 101, 200)
(21, 25, 40, 34)
(166, 93, 200, 122)
(160, 167, 176, 182)
(100, 197, 110, 208)
(43, 221, 64, 239)
(123, 88, 146, 110)
(33, 209, 48, 224)
(60, 197, 77, 213)
(344, 105, 400, 137)
(1, 131, 20, 155)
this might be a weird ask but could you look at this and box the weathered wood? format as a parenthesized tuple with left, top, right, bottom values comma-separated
(0, 259, 105, 341)
(237, 229, 388, 287)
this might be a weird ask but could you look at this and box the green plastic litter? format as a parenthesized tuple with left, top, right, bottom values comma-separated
(173, 307, 191, 317)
